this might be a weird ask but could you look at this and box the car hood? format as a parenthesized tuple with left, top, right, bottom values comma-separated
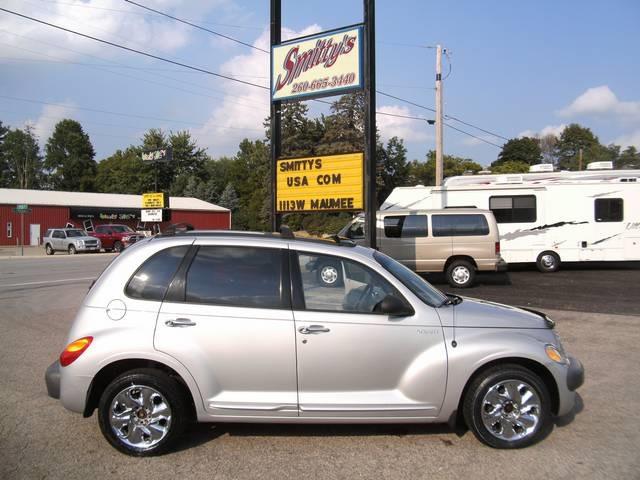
(453, 296, 551, 329)
(70, 236, 99, 242)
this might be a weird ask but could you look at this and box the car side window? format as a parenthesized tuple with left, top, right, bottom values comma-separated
(184, 246, 284, 309)
(384, 215, 428, 238)
(126, 246, 190, 301)
(53, 231, 65, 239)
(296, 252, 404, 314)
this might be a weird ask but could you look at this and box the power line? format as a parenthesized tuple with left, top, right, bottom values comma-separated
(444, 123, 502, 148)
(124, 0, 269, 53)
(0, 7, 269, 91)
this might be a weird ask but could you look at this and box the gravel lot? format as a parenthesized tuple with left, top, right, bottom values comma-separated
(0, 256, 638, 479)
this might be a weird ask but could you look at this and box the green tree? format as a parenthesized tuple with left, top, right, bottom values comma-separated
(0, 121, 10, 187)
(408, 151, 482, 186)
(539, 134, 558, 165)
(617, 146, 640, 169)
(377, 136, 409, 204)
(217, 183, 239, 213)
(44, 119, 96, 191)
(317, 93, 365, 154)
(553, 123, 616, 170)
(96, 147, 155, 194)
(493, 137, 542, 168)
(265, 102, 326, 158)
(490, 160, 531, 174)
(1, 124, 42, 189)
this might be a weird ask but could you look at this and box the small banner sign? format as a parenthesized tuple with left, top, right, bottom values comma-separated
(142, 148, 172, 163)
(276, 152, 363, 213)
(142, 192, 168, 209)
(141, 209, 163, 222)
(272, 25, 363, 102)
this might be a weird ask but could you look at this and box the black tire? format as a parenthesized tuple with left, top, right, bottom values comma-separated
(45, 244, 54, 255)
(68, 244, 77, 255)
(316, 263, 342, 288)
(113, 241, 123, 253)
(536, 251, 560, 273)
(445, 259, 476, 288)
(98, 368, 189, 457)
(463, 364, 553, 449)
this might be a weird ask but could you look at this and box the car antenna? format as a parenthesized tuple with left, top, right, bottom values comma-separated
(279, 225, 295, 239)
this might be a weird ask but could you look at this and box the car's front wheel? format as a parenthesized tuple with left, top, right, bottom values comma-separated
(463, 364, 552, 449)
(113, 241, 123, 253)
(98, 369, 189, 456)
(45, 244, 54, 255)
(68, 245, 77, 255)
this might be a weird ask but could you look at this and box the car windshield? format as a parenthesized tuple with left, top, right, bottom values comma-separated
(111, 226, 133, 233)
(66, 230, 85, 237)
(373, 251, 447, 307)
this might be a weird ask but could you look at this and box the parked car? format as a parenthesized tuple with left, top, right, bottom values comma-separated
(338, 209, 507, 288)
(43, 228, 101, 255)
(45, 230, 583, 456)
(90, 224, 146, 252)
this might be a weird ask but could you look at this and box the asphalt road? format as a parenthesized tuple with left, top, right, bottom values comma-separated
(0, 256, 639, 479)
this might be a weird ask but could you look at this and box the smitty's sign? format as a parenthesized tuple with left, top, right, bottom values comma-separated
(276, 152, 363, 213)
(272, 26, 363, 102)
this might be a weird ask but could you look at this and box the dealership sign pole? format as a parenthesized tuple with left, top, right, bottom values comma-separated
(270, 0, 376, 248)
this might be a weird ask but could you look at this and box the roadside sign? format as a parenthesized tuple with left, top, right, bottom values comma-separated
(276, 152, 364, 213)
(141, 148, 173, 163)
(141, 209, 163, 222)
(271, 25, 364, 102)
(13, 204, 31, 214)
(142, 192, 168, 209)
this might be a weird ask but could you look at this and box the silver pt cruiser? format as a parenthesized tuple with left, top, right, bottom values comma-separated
(45, 230, 584, 456)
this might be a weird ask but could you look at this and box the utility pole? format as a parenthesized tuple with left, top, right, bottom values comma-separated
(434, 44, 444, 187)
(578, 148, 583, 170)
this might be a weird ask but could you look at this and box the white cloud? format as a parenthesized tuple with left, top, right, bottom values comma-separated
(613, 130, 640, 149)
(194, 24, 321, 154)
(25, 102, 78, 143)
(518, 124, 567, 139)
(376, 105, 430, 143)
(559, 85, 640, 119)
(0, 0, 235, 60)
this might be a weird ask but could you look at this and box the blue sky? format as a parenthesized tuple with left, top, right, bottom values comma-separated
(1, 0, 639, 167)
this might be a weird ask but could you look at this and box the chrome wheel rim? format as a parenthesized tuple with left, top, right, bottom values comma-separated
(109, 385, 172, 450)
(481, 379, 541, 442)
(320, 266, 338, 285)
(452, 266, 470, 285)
(541, 254, 556, 268)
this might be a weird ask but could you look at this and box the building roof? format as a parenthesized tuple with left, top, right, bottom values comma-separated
(0, 188, 229, 212)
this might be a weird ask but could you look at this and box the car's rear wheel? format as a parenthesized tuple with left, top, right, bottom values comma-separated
(68, 245, 77, 255)
(45, 244, 54, 255)
(463, 364, 552, 449)
(98, 369, 189, 457)
(113, 241, 123, 253)
(446, 259, 475, 288)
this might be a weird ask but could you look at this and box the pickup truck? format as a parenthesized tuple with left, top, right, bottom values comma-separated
(90, 224, 145, 252)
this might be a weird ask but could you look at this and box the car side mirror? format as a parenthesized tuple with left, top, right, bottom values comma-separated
(376, 295, 414, 317)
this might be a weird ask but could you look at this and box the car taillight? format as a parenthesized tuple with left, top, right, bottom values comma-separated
(495, 242, 501, 255)
(60, 336, 93, 367)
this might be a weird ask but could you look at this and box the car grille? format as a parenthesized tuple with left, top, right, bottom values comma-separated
(85, 240, 99, 247)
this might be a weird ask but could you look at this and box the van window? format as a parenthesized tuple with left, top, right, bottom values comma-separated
(383, 215, 428, 238)
(595, 198, 623, 222)
(185, 246, 284, 309)
(432, 214, 490, 237)
(126, 246, 190, 301)
(489, 195, 537, 223)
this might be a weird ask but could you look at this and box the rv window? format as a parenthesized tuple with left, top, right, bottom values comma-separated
(489, 195, 537, 223)
(383, 215, 428, 238)
(432, 214, 490, 237)
(595, 198, 623, 222)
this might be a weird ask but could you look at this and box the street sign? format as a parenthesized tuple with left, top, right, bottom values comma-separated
(141, 209, 163, 222)
(271, 25, 364, 102)
(276, 152, 364, 213)
(13, 204, 31, 214)
(142, 192, 168, 209)
(141, 148, 173, 163)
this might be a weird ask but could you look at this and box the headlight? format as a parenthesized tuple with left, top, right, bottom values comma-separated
(545, 344, 567, 364)
(76, 240, 84, 246)
(122, 236, 131, 242)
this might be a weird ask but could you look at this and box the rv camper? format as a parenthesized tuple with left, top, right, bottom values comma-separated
(379, 168, 640, 272)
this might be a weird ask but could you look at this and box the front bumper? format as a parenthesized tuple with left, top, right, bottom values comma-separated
(566, 355, 584, 391)
(45, 360, 61, 399)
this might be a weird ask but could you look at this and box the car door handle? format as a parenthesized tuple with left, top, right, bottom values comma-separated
(165, 318, 196, 327)
(298, 325, 330, 334)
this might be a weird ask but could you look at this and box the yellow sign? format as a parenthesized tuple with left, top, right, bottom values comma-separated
(276, 152, 363, 213)
(272, 26, 363, 102)
(142, 192, 167, 209)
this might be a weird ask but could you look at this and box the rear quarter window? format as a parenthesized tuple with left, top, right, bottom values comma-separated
(125, 246, 190, 301)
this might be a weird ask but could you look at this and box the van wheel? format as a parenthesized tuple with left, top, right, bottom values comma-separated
(446, 260, 475, 288)
(45, 244, 54, 255)
(98, 369, 188, 457)
(317, 263, 342, 287)
(536, 251, 560, 273)
(463, 364, 552, 449)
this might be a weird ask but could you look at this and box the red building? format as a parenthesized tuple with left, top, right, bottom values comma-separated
(0, 188, 230, 246)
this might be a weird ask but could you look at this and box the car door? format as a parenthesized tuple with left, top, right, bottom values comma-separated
(154, 241, 298, 417)
(53, 230, 65, 250)
(292, 249, 447, 418)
